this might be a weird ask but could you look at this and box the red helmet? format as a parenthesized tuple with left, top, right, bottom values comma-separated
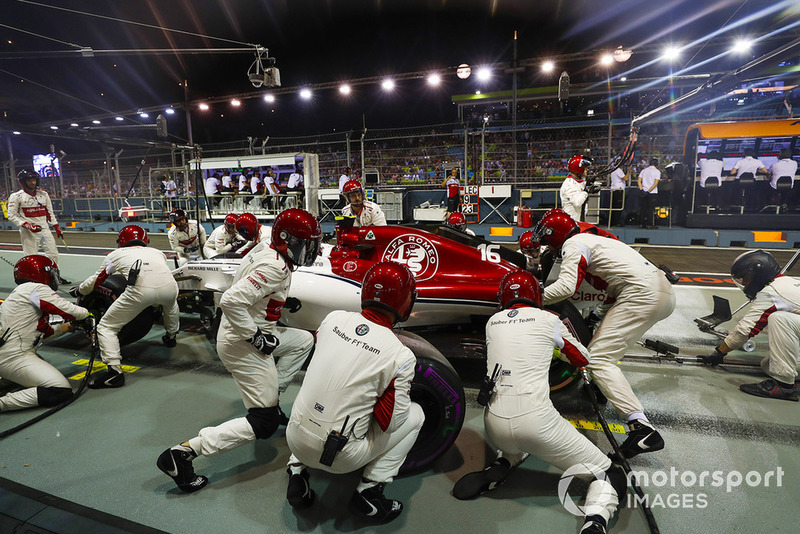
(224, 213, 238, 233)
(497, 269, 542, 309)
(343, 180, 364, 203)
(534, 209, 578, 250)
(236, 213, 259, 241)
(446, 211, 467, 232)
(568, 155, 593, 177)
(14, 255, 60, 291)
(117, 224, 149, 247)
(518, 230, 538, 255)
(361, 261, 417, 323)
(18, 169, 40, 194)
(271, 208, 322, 270)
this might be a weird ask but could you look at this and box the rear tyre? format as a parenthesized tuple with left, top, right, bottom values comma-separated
(396, 330, 466, 476)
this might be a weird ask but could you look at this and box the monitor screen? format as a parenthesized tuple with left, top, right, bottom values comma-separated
(32, 154, 60, 177)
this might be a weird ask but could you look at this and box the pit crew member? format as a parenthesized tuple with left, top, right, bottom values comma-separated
(235, 212, 271, 255)
(77, 225, 180, 389)
(453, 270, 626, 534)
(535, 209, 675, 458)
(341, 180, 386, 227)
(168, 208, 207, 266)
(157, 208, 319, 493)
(444, 211, 475, 236)
(700, 250, 800, 401)
(8, 170, 69, 283)
(0, 256, 89, 412)
(284, 261, 424, 524)
(560, 155, 593, 222)
(203, 213, 245, 259)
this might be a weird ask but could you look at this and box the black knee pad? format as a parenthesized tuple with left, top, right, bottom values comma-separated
(605, 464, 628, 501)
(37, 386, 73, 407)
(246, 406, 280, 439)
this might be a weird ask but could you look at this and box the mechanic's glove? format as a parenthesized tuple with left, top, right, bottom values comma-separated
(250, 329, 280, 356)
(587, 182, 601, 194)
(73, 313, 95, 334)
(23, 222, 42, 233)
(284, 297, 302, 313)
(185, 245, 199, 253)
(54, 224, 63, 238)
(68, 286, 81, 298)
(699, 347, 725, 366)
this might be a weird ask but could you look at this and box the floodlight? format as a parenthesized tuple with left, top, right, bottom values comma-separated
(199, 103, 210, 111)
(115, 116, 124, 121)
(165, 108, 175, 115)
(732, 39, 752, 54)
(339, 84, 351, 95)
(542, 61, 555, 73)
(49, 126, 58, 130)
(300, 88, 312, 99)
(381, 79, 395, 91)
(92, 119, 101, 124)
(427, 73, 441, 86)
(477, 68, 491, 81)
(600, 54, 614, 66)
(231, 99, 241, 107)
(70, 123, 79, 127)
(662, 46, 680, 61)
(12, 131, 20, 135)
(264, 94, 275, 103)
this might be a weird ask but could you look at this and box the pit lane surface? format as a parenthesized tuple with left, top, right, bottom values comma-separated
(0, 236, 797, 534)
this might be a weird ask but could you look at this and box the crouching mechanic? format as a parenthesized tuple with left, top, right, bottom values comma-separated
(77, 225, 180, 389)
(203, 213, 245, 258)
(8, 170, 70, 283)
(535, 209, 675, 458)
(284, 261, 424, 523)
(341, 180, 386, 227)
(700, 250, 800, 401)
(453, 270, 626, 534)
(168, 208, 207, 266)
(0, 256, 90, 412)
(157, 208, 319, 493)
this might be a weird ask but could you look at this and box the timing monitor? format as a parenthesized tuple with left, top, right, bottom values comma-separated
(363, 168, 380, 185)
(32, 153, 60, 177)
(758, 136, 793, 169)
(720, 138, 756, 171)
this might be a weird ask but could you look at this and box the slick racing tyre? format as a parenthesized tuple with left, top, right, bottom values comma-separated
(396, 330, 466, 476)
(545, 300, 591, 391)
(77, 274, 162, 346)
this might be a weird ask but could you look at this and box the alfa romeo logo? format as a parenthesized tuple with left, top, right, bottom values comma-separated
(355, 324, 370, 336)
(381, 234, 439, 281)
(507, 309, 518, 318)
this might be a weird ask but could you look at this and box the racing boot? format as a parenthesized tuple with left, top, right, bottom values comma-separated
(162, 332, 177, 348)
(156, 445, 208, 493)
(580, 516, 607, 534)
(348, 482, 402, 523)
(739, 378, 798, 401)
(286, 467, 314, 509)
(453, 457, 512, 500)
(618, 419, 664, 459)
(88, 366, 125, 389)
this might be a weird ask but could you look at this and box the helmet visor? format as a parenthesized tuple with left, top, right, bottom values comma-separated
(48, 266, 59, 291)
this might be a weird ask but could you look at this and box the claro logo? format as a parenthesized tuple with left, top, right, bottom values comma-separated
(381, 234, 439, 281)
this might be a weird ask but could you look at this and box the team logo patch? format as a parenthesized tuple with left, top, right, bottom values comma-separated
(343, 260, 358, 273)
(314, 402, 324, 413)
(365, 230, 376, 241)
(381, 234, 439, 281)
(507, 309, 518, 318)
(355, 324, 370, 336)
